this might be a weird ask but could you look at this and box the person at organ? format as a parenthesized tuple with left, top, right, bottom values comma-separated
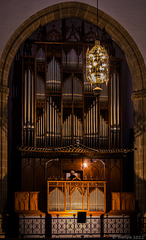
(68, 170, 81, 181)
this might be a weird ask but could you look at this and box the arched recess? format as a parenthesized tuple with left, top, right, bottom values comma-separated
(0, 2, 145, 91)
(0, 1, 145, 214)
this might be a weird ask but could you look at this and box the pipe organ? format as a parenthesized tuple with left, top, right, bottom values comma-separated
(11, 19, 134, 234)
(22, 58, 35, 146)
(110, 61, 121, 147)
(84, 98, 99, 147)
(62, 48, 83, 69)
(46, 96, 61, 147)
(21, 22, 122, 149)
(46, 56, 61, 91)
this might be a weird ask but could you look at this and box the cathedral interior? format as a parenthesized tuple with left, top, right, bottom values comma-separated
(0, 1, 146, 238)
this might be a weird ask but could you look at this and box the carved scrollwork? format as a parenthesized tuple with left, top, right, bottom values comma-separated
(131, 89, 146, 101)
(0, 85, 9, 96)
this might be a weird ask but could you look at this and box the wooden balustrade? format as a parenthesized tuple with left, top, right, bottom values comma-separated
(47, 180, 106, 214)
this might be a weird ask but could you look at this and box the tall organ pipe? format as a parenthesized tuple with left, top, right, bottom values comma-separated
(111, 75, 113, 127)
(28, 70, 31, 126)
(113, 73, 116, 127)
(55, 105, 57, 145)
(31, 72, 34, 126)
(52, 101, 55, 145)
(24, 72, 27, 126)
(69, 114, 71, 141)
(117, 74, 120, 127)
(24, 72, 27, 145)
(49, 97, 52, 146)
(91, 104, 93, 137)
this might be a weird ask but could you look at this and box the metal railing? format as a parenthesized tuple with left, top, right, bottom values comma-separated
(0, 215, 145, 238)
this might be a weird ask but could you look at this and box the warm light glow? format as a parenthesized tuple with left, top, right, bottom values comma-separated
(83, 163, 87, 168)
(86, 40, 109, 86)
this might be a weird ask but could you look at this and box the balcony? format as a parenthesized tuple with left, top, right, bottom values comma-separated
(47, 180, 106, 215)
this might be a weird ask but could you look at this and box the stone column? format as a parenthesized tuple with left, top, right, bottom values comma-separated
(0, 85, 9, 233)
(132, 90, 146, 215)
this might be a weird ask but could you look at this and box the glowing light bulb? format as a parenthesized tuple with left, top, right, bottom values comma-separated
(83, 163, 87, 168)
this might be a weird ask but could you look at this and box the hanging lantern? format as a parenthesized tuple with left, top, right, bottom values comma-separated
(86, 40, 109, 95)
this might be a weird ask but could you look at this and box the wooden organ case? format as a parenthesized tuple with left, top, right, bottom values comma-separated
(13, 18, 133, 214)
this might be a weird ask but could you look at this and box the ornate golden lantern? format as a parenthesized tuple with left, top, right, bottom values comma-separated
(86, 2, 109, 95)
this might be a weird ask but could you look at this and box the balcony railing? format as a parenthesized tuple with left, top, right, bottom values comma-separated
(47, 180, 106, 213)
(0, 215, 146, 238)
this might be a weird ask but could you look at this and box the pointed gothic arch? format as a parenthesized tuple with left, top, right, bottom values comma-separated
(0, 2, 145, 214)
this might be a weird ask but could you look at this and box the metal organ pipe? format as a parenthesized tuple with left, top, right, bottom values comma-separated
(111, 75, 113, 127)
(69, 114, 71, 142)
(24, 72, 27, 126)
(117, 73, 120, 145)
(36, 118, 39, 143)
(31, 72, 34, 126)
(52, 101, 55, 145)
(95, 98, 98, 144)
(45, 56, 62, 147)
(47, 97, 62, 147)
(38, 116, 40, 145)
(28, 70, 31, 126)
(110, 71, 120, 147)
(55, 104, 57, 145)
(113, 71, 116, 146)
(93, 103, 95, 138)
(77, 117, 79, 138)
(75, 116, 77, 138)
(117, 74, 120, 127)
(24, 72, 27, 145)
(23, 69, 35, 146)
(113, 73, 116, 127)
(40, 113, 42, 144)
(84, 98, 99, 147)
(91, 104, 93, 138)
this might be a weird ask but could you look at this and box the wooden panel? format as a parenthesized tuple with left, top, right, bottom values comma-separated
(112, 192, 120, 211)
(121, 192, 135, 211)
(30, 192, 39, 211)
(22, 158, 34, 191)
(15, 192, 39, 211)
(110, 159, 121, 192)
(112, 192, 135, 212)
(15, 192, 29, 211)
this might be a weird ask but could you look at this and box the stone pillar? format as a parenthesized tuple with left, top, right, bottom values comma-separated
(132, 90, 146, 215)
(0, 85, 9, 214)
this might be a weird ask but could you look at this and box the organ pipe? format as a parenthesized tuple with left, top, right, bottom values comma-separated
(46, 57, 61, 91)
(31, 72, 34, 126)
(84, 98, 99, 147)
(62, 114, 83, 144)
(45, 96, 61, 147)
(28, 70, 31, 125)
(117, 73, 120, 127)
(110, 71, 120, 147)
(113, 73, 116, 126)
(111, 74, 113, 127)
(24, 72, 27, 126)
(23, 68, 35, 146)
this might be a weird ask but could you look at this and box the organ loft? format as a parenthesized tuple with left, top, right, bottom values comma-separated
(11, 17, 135, 237)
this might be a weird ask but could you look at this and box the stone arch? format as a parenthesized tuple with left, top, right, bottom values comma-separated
(0, 2, 145, 91)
